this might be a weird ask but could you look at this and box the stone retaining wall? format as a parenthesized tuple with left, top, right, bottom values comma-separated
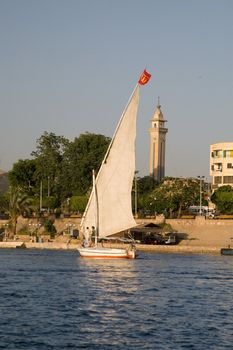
(0, 241, 222, 255)
(1, 216, 233, 251)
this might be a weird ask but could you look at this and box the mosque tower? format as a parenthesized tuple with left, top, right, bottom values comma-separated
(149, 98, 168, 182)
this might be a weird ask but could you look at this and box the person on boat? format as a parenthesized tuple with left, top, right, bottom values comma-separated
(83, 226, 90, 247)
(91, 226, 95, 239)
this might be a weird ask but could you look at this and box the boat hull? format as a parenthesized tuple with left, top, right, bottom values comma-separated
(78, 247, 136, 259)
(220, 248, 233, 256)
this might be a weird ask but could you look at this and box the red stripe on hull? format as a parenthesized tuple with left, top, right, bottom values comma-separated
(80, 255, 131, 259)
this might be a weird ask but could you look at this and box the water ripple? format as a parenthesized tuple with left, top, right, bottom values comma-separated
(0, 250, 233, 349)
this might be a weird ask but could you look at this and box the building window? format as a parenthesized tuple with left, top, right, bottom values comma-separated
(214, 176, 222, 184)
(213, 163, 222, 171)
(227, 163, 233, 169)
(224, 150, 233, 158)
(213, 150, 223, 158)
(211, 165, 214, 171)
(223, 176, 233, 184)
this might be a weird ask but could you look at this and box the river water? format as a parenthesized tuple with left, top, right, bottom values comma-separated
(0, 249, 233, 349)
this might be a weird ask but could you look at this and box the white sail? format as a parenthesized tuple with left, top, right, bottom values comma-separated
(81, 85, 140, 238)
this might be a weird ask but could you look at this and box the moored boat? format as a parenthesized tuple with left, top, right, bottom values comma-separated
(220, 247, 233, 255)
(220, 238, 233, 255)
(78, 246, 136, 259)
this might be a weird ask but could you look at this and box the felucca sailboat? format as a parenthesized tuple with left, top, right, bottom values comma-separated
(78, 70, 151, 259)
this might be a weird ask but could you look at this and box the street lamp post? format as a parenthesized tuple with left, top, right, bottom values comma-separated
(40, 180, 43, 213)
(47, 176, 50, 197)
(47, 176, 50, 213)
(197, 176, 205, 215)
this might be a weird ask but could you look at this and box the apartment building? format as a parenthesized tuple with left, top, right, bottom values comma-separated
(210, 142, 233, 190)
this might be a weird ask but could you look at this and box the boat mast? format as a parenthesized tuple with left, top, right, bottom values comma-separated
(92, 169, 98, 246)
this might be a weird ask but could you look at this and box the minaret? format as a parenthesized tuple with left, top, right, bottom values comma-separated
(149, 98, 168, 182)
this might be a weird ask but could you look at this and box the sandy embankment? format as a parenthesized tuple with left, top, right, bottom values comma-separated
(0, 241, 226, 254)
(1, 216, 233, 254)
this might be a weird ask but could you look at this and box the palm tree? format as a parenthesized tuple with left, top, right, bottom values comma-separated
(7, 187, 32, 237)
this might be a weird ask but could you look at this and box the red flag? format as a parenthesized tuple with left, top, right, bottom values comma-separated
(138, 69, 151, 85)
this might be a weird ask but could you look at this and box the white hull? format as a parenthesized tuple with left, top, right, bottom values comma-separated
(78, 247, 136, 259)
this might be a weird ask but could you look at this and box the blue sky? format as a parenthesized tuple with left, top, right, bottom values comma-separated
(0, 0, 232, 180)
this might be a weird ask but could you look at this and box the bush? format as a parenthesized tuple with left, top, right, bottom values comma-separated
(44, 219, 57, 238)
(17, 225, 30, 235)
(70, 196, 88, 213)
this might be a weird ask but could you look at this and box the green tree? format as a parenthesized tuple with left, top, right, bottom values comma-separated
(6, 187, 32, 236)
(147, 177, 200, 218)
(211, 185, 233, 214)
(6, 132, 110, 212)
(137, 176, 158, 193)
(8, 159, 37, 195)
(44, 219, 57, 238)
(60, 133, 110, 197)
(69, 195, 88, 213)
(31, 131, 69, 204)
(0, 194, 9, 213)
(135, 176, 158, 216)
(42, 196, 59, 211)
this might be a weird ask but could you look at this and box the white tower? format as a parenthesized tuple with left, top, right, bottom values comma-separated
(149, 98, 168, 182)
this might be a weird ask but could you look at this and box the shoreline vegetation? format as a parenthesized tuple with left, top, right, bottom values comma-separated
(1, 216, 233, 255)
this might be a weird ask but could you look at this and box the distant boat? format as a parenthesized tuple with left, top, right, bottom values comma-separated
(220, 238, 233, 255)
(220, 248, 233, 256)
(16, 242, 27, 249)
(77, 70, 151, 259)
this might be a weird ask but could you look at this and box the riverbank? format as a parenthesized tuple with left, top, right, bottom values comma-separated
(0, 240, 226, 255)
(1, 216, 233, 255)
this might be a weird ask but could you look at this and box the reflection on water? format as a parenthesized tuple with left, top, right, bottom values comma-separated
(80, 257, 138, 282)
(0, 250, 233, 349)
(78, 257, 139, 323)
